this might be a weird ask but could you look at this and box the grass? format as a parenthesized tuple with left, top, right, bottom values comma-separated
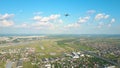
(0, 38, 95, 56)
(0, 36, 120, 68)
(23, 62, 34, 68)
(0, 62, 5, 68)
(0, 37, 98, 68)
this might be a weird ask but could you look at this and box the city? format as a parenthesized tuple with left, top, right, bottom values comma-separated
(0, 0, 120, 68)
(0, 35, 120, 68)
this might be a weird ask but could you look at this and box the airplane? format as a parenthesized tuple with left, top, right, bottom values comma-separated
(65, 14, 69, 17)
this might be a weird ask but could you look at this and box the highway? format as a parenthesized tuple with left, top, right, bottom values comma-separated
(82, 50, 120, 67)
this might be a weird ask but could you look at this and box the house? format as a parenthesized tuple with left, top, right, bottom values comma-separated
(45, 63, 51, 68)
(105, 66, 116, 68)
(71, 52, 79, 59)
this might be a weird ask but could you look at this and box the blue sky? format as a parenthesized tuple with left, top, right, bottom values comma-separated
(0, 0, 120, 34)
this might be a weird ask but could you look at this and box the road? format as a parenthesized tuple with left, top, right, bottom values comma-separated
(82, 50, 120, 67)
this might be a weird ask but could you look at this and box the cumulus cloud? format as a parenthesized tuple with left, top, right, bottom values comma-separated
(33, 14, 60, 22)
(95, 13, 110, 20)
(15, 23, 29, 28)
(0, 13, 14, 20)
(49, 14, 60, 20)
(108, 18, 115, 27)
(111, 18, 115, 23)
(94, 13, 115, 28)
(0, 20, 14, 27)
(0, 11, 116, 34)
(64, 16, 90, 29)
(97, 22, 104, 28)
(32, 22, 52, 27)
(13, 14, 62, 30)
(33, 16, 42, 21)
(104, 15, 110, 19)
(32, 14, 62, 30)
(0, 13, 14, 27)
(78, 16, 90, 24)
(58, 19, 63, 24)
(64, 23, 80, 28)
(87, 10, 96, 14)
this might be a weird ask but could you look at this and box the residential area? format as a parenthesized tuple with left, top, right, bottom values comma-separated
(0, 35, 120, 68)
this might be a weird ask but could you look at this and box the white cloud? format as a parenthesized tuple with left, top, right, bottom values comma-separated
(87, 10, 96, 14)
(104, 15, 110, 19)
(0, 13, 14, 27)
(95, 13, 110, 20)
(97, 22, 104, 28)
(40, 17, 49, 22)
(111, 18, 115, 23)
(0, 20, 14, 27)
(33, 16, 42, 21)
(13, 14, 62, 30)
(15, 23, 29, 28)
(49, 14, 60, 20)
(32, 22, 58, 30)
(32, 22, 52, 27)
(0, 12, 116, 34)
(64, 23, 80, 28)
(107, 18, 115, 27)
(58, 19, 63, 24)
(20, 23, 28, 27)
(78, 16, 90, 24)
(32, 14, 62, 30)
(0, 13, 14, 20)
(33, 14, 60, 22)
(95, 14, 104, 20)
(64, 16, 90, 29)
(95, 13, 115, 28)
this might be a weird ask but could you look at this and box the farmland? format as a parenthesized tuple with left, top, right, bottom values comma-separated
(0, 35, 120, 68)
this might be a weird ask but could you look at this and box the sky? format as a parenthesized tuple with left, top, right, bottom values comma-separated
(0, 0, 120, 34)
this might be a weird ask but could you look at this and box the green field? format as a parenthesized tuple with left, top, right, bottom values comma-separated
(0, 35, 120, 68)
